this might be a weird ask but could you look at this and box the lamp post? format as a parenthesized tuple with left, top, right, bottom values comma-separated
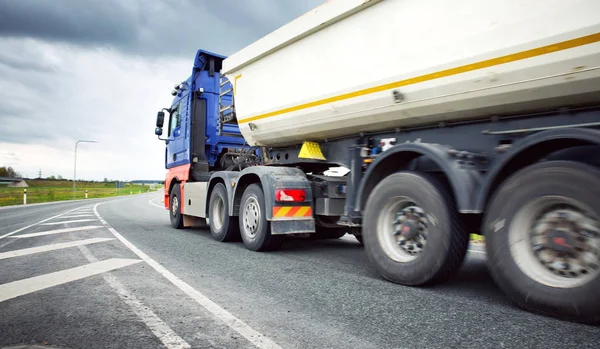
(74, 140, 98, 200)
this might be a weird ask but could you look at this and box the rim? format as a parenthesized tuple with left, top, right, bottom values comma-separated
(376, 196, 430, 263)
(242, 195, 261, 240)
(171, 195, 179, 217)
(211, 196, 225, 231)
(509, 195, 600, 288)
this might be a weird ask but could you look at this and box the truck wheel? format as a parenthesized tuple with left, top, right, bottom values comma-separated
(239, 184, 283, 251)
(363, 171, 468, 286)
(484, 161, 600, 324)
(208, 183, 239, 242)
(169, 184, 184, 229)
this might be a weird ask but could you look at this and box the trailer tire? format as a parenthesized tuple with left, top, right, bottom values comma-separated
(484, 161, 600, 324)
(169, 184, 184, 229)
(363, 171, 468, 286)
(208, 183, 239, 242)
(239, 184, 283, 251)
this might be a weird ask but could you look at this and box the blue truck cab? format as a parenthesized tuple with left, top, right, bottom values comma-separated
(154, 50, 247, 182)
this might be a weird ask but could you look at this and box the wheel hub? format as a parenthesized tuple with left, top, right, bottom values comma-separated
(516, 199, 600, 287)
(393, 205, 429, 257)
(243, 197, 260, 237)
(171, 196, 179, 216)
(546, 229, 574, 254)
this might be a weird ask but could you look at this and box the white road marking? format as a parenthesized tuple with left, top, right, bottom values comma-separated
(93, 203, 282, 349)
(0, 258, 142, 303)
(78, 245, 191, 349)
(0, 207, 84, 240)
(148, 197, 165, 209)
(469, 249, 486, 255)
(9, 226, 104, 239)
(60, 214, 96, 218)
(41, 219, 98, 225)
(0, 238, 114, 260)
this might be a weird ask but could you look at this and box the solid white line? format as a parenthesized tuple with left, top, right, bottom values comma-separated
(0, 258, 142, 303)
(9, 226, 104, 239)
(41, 219, 98, 225)
(78, 245, 191, 349)
(148, 197, 164, 209)
(60, 214, 96, 218)
(0, 207, 84, 240)
(0, 238, 114, 260)
(468, 249, 486, 255)
(93, 203, 282, 349)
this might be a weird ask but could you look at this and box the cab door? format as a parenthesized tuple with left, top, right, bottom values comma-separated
(166, 95, 189, 169)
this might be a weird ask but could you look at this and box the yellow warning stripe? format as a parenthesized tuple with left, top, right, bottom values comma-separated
(239, 32, 600, 124)
(272, 206, 313, 218)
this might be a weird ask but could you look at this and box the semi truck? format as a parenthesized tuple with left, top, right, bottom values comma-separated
(154, 0, 600, 323)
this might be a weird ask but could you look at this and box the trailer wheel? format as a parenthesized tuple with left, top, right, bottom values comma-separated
(484, 161, 600, 324)
(239, 184, 283, 251)
(169, 184, 184, 229)
(208, 183, 239, 242)
(363, 171, 468, 286)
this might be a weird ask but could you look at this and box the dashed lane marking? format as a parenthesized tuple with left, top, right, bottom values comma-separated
(0, 238, 114, 260)
(40, 219, 98, 226)
(8, 226, 104, 239)
(0, 207, 83, 240)
(0, 258, 142, 303)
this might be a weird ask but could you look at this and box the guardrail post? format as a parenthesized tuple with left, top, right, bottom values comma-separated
(85, 190, 88, 199)
(23, 189, 27, 205)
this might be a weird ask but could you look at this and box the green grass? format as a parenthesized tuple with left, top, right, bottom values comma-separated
(0, 180, 163, 207)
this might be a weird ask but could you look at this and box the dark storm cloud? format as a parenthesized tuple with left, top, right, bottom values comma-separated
(0, 0, 325, 58)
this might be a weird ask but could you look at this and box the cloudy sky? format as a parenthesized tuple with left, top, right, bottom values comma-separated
(0, 0, 324, 181)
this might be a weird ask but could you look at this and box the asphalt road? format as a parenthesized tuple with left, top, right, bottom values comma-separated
(1, 193, 598, 349)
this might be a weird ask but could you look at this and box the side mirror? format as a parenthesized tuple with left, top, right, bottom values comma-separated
(155, 127, 163, 136)
(156, 111, 165, 127)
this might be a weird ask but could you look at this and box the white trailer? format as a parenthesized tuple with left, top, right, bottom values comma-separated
(156, 0, 600, 324)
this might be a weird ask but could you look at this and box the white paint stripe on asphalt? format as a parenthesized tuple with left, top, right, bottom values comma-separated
(78, 245, 191, 349)
(148, 197, 164, 209)
(0, 207, 85, 240)
(0, 238, 114, 260)
(9, 226, 104, 239)
(60, 214, 96, 218)
(93, 203, 282, 349)
(0, 258, 142, 303)
(469, 249, 486, 254)
(41, 219, 97, 225)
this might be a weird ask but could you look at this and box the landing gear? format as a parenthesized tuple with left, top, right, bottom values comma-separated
(363, 172, 469, 286)
(484, 161, 600, 324)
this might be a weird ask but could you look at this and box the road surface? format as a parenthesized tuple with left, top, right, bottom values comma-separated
(0, 193, 598, 349)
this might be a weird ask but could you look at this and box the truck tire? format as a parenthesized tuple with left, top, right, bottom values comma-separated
(363, 171, 468, 286)
(169, 183, 184, 229)
(208, 183, 239, 242)
(483, 161, 600, 324)
(239, 184, 283, 251)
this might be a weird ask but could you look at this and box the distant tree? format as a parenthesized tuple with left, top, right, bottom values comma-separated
(104, 177, 108, 182)
(47, 175, 56, 180)
(57, 175, 64, 180)
(0, 166, 21, 178)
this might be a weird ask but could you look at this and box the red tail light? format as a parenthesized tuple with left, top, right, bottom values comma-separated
(275, 189, 306, 202)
